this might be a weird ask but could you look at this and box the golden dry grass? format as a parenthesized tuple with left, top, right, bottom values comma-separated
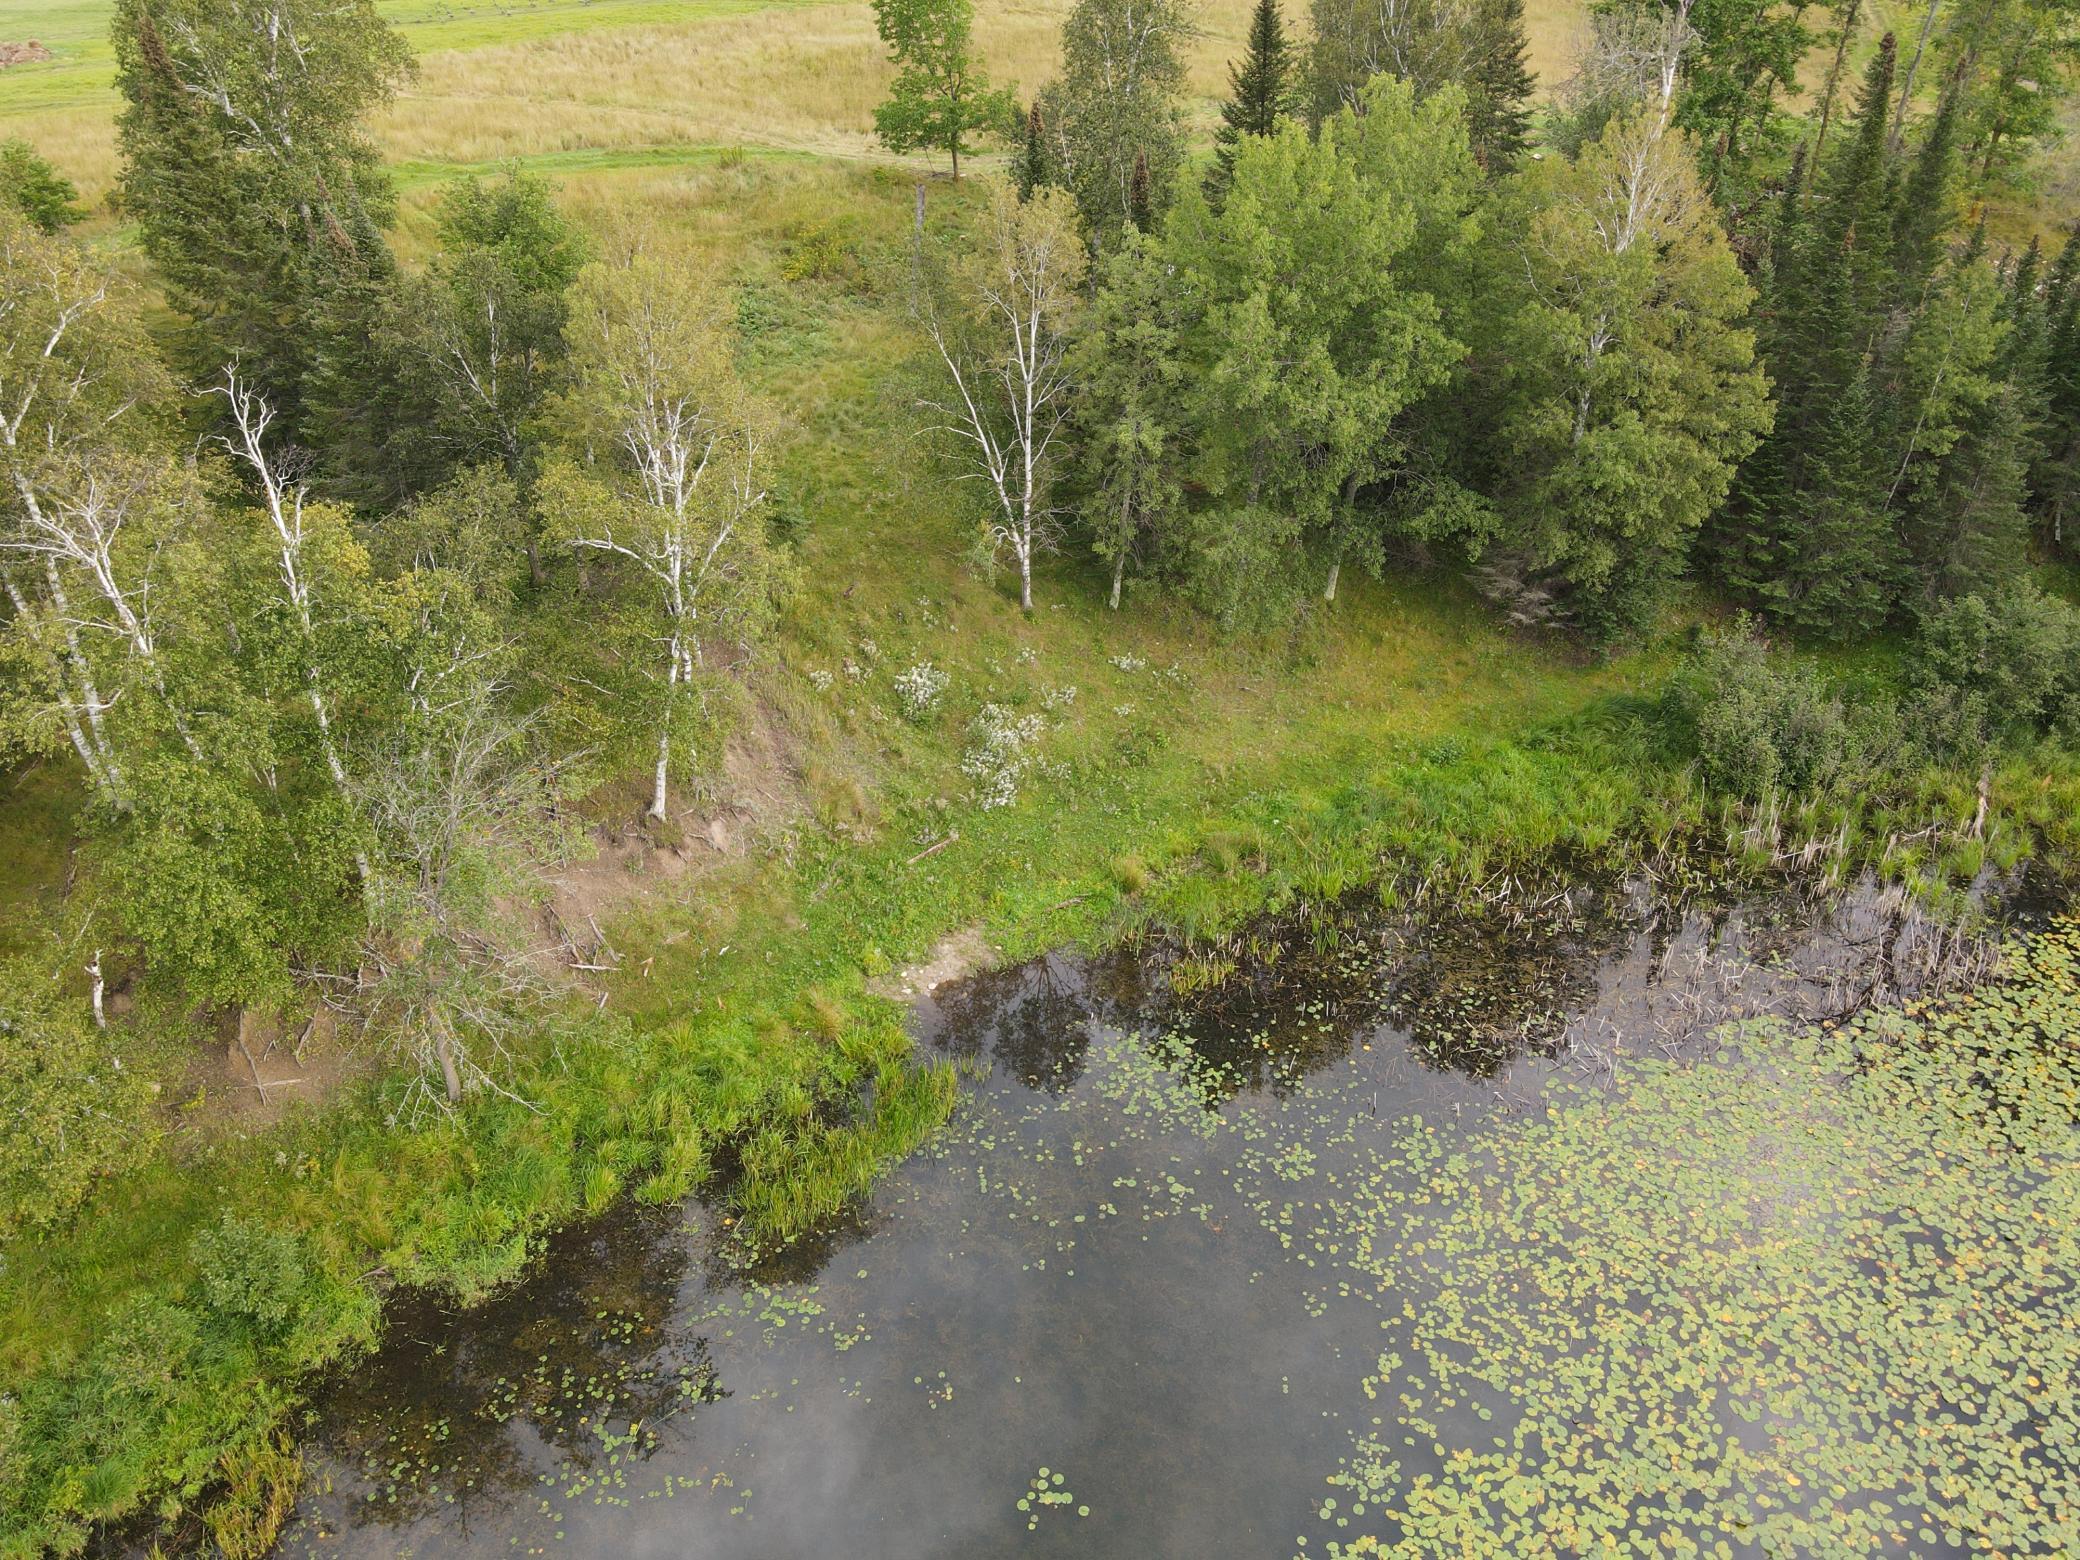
(10, 0, 1590, 204)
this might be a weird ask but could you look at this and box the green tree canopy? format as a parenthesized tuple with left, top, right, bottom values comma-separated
(870, 0, 1017, 178)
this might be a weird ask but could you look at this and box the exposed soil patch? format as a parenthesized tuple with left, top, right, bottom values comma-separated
(869, 924, 995, 1001)
(0, 41, 54, 67)
(171, 1003, 368, 1132)
(542, 702, 811, 953)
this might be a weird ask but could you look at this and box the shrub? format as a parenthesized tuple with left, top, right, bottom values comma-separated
(1662, 619, 1891, 799)
(189, 1215, 318, 1341)
(961, 704, 1045, 808)
(0, 140, 82, 233)
(0, 952, 158, 1241)
(1908, 586, 2080, 756)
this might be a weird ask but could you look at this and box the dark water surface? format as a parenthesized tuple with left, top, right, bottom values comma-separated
(281, 875, 2023, 1558)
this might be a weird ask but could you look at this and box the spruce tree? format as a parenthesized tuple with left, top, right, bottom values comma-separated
(1806, 34, 1900, 386)
(1903, 382, 2036, 600)
(1889, 78, 1962, 308)
(1460, 0, 1535, 173)
(112, 0, 409, 457)
(1128, 148, 1154, 231)
(1772, 364, 1900, 638)
(1718, 41, 1913, 633)
(2030, 230, 2080, 557)
(1015, 101, 1051, 200)
(1207, 0, 1299, 206)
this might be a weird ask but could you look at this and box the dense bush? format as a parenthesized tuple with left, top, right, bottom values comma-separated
(1661, 620, 1897, 799)
(1907, 586, 2080, 757)
(0, 954, 158, 1242)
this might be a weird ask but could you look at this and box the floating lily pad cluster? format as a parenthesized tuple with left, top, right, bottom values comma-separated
(1015, 1465, 1088, 1529)
(1314, 915, 2080, 1557)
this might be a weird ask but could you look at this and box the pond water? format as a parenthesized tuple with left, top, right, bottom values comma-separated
(280, 871, 2075, 1558)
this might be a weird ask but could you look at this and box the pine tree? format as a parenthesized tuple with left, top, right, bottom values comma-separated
(1207, 0, 1299, 206)
(1460, 0, 1535, 173)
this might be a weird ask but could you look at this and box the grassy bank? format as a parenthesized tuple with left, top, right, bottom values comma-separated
(4, 545, 2074, 1552)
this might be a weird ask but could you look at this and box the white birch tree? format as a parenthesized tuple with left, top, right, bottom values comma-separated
(0, 209, 176, 800)
(540, 249, 782, 821)
(917, 180, 1086, 612)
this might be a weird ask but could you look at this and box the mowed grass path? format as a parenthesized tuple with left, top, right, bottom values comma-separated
(2, 0, 1590, 202)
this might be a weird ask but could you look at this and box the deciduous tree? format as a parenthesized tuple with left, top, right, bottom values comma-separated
(917, 183, 1087, 612)
(870, 0, 1017, 179)
(540, 249, 783, 820)
(1036, 0, 1193, 242)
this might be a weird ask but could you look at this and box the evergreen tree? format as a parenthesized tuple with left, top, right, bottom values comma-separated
(1128, 148, 1154, 231)
(1903, 382, 2036, 599)
(1014, 101, 1052, 200)
(1460, 0, 1536, 173)
(2030, 230, 2080, 557)
(1806, 34, 1900, 385)
(1207, 0, 1300, 206)
(1889, 262, 2018, 601)
(111, 0, 409, 448)
(1889, 77, 1963, 307)
(380, 171, 588, 511)
(1771, 364, 1899, 637)
(1716, 37, 1903, 622)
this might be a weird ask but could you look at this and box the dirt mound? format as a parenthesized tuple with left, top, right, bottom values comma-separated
(0, 41, 55, 67)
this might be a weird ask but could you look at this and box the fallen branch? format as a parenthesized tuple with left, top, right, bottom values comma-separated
(906, 831, 959, 866)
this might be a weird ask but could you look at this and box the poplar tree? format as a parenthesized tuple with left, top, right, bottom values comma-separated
(1482, 107, 1770, 638)
(1072, 229, 1189, 607)
(1207, 0, 1301, 205)
(1160, 87, 1465, 619)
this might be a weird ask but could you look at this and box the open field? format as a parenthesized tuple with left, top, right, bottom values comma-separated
(2, 0, 1593, 202)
